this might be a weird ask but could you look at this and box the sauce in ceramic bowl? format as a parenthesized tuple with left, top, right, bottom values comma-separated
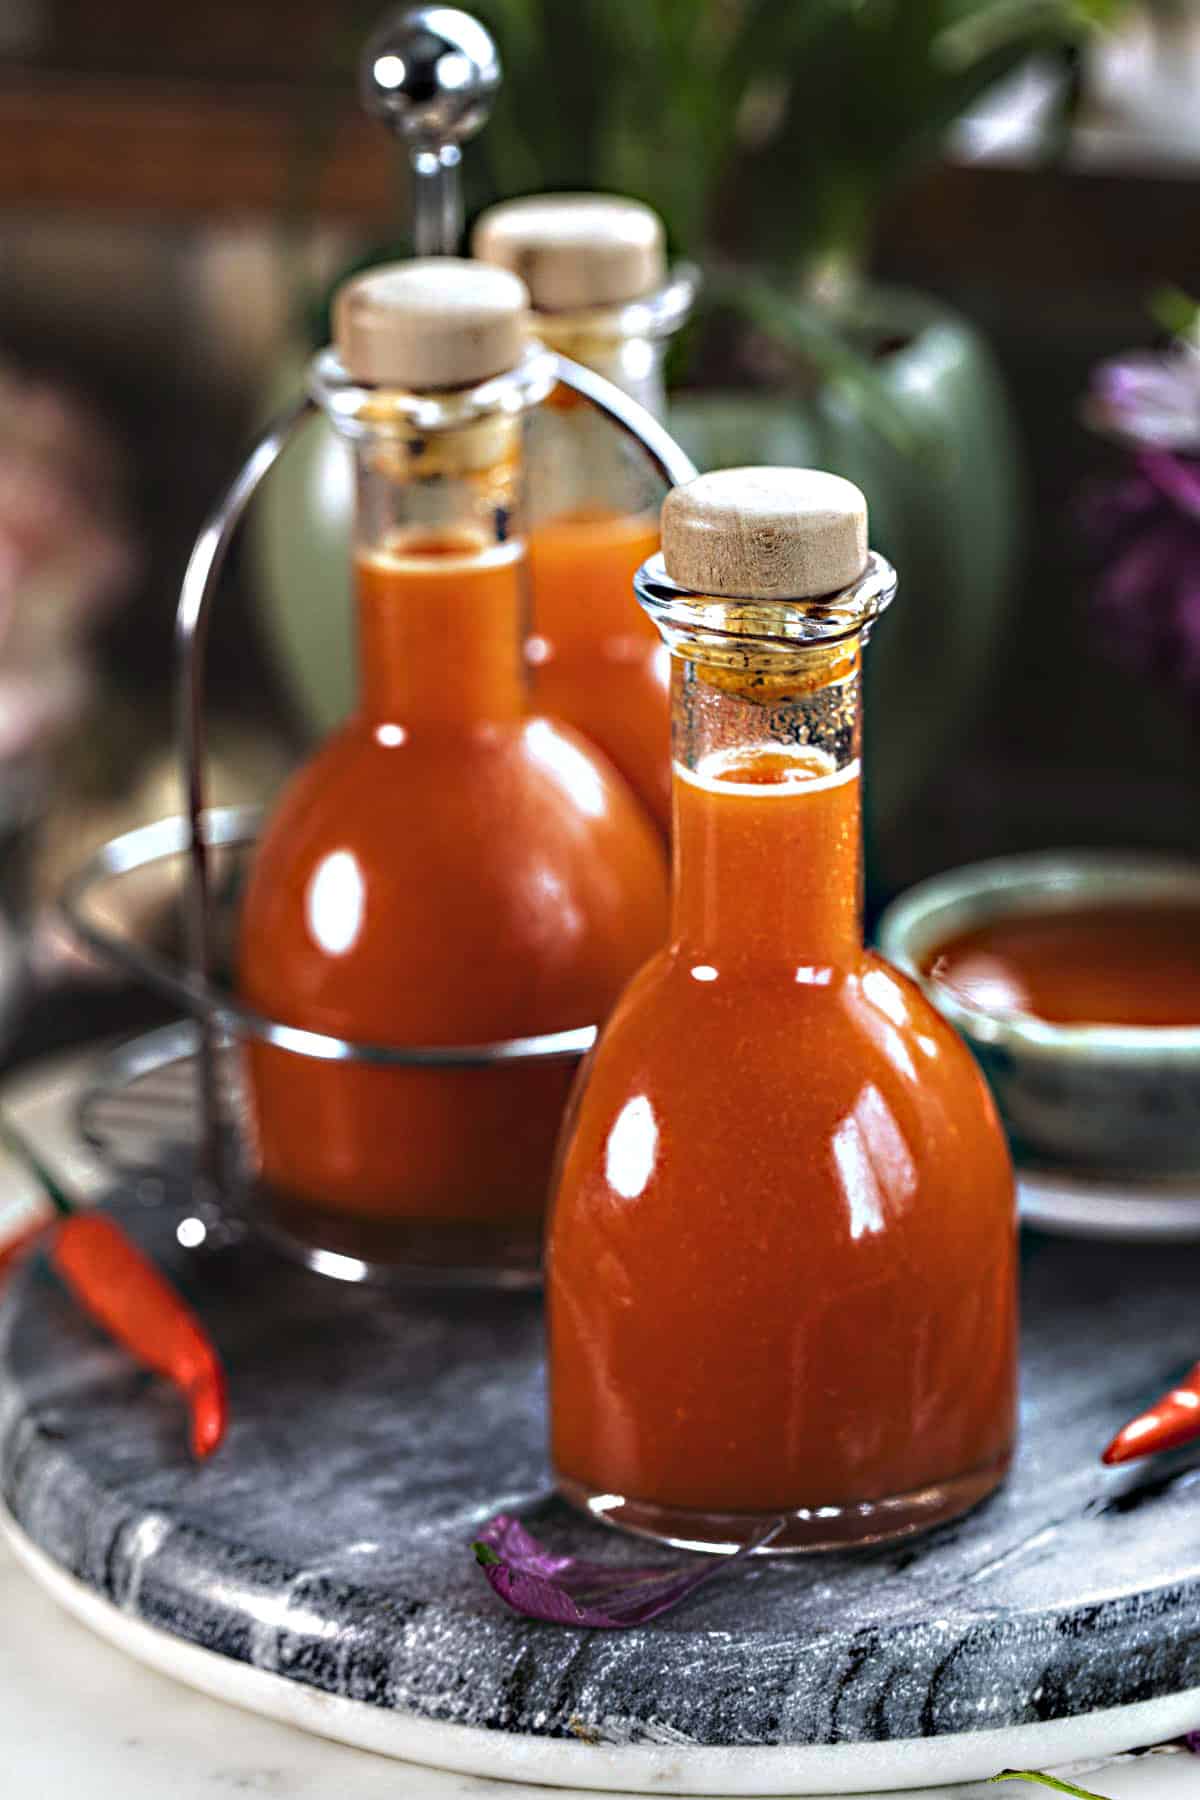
(923, 903, 1200, 1029)
(878, 854, 1200, 1182)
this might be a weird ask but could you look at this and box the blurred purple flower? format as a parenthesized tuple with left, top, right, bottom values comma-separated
(1082, 344, 1200, 713)
(1087, 346, 1200, 452)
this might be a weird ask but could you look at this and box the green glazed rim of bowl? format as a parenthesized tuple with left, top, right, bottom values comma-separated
(877, 849, 1200, 1059)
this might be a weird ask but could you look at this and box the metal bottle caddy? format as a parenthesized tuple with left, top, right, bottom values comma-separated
(60, 8, 698, 1267)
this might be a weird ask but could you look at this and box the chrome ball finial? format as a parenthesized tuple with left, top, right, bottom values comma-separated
(360, 6, 501, 150)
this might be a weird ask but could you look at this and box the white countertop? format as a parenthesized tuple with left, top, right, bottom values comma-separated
(0, 1047, 1195, 1800)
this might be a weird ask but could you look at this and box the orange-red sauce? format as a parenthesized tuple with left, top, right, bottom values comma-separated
(238, 532, 667, 1255)
(527, 508, 669, 832)
(548, 744, 1016, 1519)
(925, 903, 1200, 1028)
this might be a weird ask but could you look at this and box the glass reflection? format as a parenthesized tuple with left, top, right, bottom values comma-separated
(305, 849, 365, 957)
(605, 1094, 659, 1200)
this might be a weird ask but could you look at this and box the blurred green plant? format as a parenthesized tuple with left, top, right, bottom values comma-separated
(304, 0, 1129, 437)
(263, 0, 1098, 835)
(443, 0, 1127, 430)
(463, 0, 1125, 278)
(1150, 283, 1200, 342)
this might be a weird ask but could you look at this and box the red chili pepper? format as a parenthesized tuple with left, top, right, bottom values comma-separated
(0, 1118, 227, 1460)
(51, 1214, 227, 1459)
(1102, 1361, 1200, 1466)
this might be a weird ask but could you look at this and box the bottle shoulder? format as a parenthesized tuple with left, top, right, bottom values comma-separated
(237, 716, 667, 1025)
(572, 945, 1008, 1164)
(248, 715, 664, 866)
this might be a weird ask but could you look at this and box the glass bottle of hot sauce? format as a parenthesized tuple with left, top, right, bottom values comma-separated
(471, 194, 695, 835)
(547, 467, 1017, 1549)
(237, 259, 668, 1281)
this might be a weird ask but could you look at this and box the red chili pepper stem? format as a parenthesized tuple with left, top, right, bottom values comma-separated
(0, 1117, 74, 1219)
(1102, 1361, 1200, 1466)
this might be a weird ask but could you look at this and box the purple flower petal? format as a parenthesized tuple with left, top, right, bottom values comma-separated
(1093, 531, 1183, 674)
(471, 1513, 780, 1628)
(1139, 450, 1200, 520)
(1186, 1729, 1200, 1753)
(1082, 465, 1200, 709)
(1100, 527, 1182, 614)
(1078, 473, 1161, 553)
(1089, 349, 1200, 450)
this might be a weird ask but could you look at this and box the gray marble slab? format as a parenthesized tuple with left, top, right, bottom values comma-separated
(1, 1166, 1199, 1754)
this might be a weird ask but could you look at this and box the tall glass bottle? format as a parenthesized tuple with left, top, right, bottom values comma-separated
(238, 259, 668, 1281)
(472, 194, 696, 833)
(547, 467, 1017, 1548)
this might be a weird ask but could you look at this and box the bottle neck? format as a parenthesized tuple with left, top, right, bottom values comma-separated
(668, 642, 864, 967)
(351, 418, 528, 728)
(531, 263, 697, 422)
(526, 324, 671, 532)
(537, 318, 669, 420)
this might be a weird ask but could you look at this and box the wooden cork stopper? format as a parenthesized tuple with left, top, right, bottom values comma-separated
(472, 193, 666, 312)
(334, 257, 528, 389)
(661, 467, 869, 600)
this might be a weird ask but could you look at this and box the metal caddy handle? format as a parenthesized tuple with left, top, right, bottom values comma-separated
(56, 359, 698, 1219)
(62, 5, 700, 1228)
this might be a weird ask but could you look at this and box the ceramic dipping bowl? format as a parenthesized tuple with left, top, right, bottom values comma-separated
(877, 850, 1200, 1179)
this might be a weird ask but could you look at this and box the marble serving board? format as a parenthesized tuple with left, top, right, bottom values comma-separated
(3, 1169, 1200, 1796)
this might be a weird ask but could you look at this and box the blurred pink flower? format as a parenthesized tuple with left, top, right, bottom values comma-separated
(0, 361, 138, 762)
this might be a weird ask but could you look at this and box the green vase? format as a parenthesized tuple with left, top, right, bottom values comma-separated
(251, 363, 358, 736)
(249, 287, 1023, 868)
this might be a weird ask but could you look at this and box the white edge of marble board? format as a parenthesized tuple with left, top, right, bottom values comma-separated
(5, 1511, 1200, 1799)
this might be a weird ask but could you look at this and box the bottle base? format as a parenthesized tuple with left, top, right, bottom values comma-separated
(251, 1185, 542, 1289)
(556, 1453, 1011, 1554)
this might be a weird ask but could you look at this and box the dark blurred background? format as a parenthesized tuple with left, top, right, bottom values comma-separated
(1, 0, 1198, 1070)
